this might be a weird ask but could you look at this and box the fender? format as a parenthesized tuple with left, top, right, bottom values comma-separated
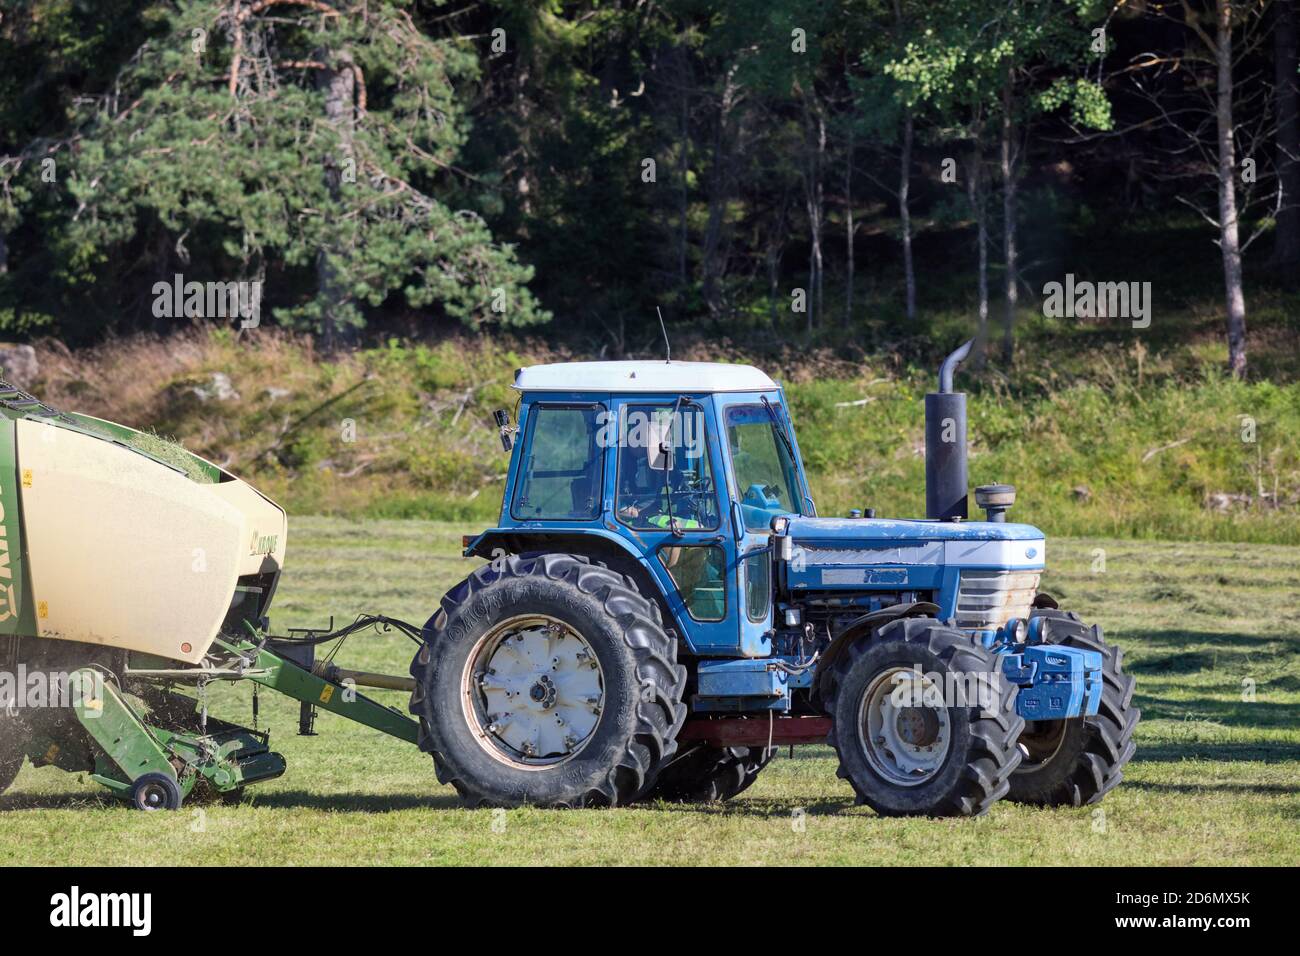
(463, 527, 688, 641)
(813, 600, 941, 704)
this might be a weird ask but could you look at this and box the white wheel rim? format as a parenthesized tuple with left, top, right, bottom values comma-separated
(857, 666, 952, 787)
(462, 615, 605, 769)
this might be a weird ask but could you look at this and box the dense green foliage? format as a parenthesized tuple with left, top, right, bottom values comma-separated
(3, 0, 1292, 363)
(1, 0, 547, 340)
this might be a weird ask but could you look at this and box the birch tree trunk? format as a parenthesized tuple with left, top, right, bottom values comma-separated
(701, 67, 738, 320)
(900, 110, 916, 323)
(1215, 0, 1248, 377)
(815, 110, 825, 326)
(967, 147, 989, 368)
(1000, 71, 1018, 365)
(802, 92, 825, 332)
(845, 126, 855, 326)
(316, 49, 355, 353)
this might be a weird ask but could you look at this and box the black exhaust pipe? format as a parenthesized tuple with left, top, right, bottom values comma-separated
(925, 340, 973, 521)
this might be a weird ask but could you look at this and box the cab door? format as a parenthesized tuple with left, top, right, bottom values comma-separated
(607, 395, 742, 655)
(717, 392, 809, 657)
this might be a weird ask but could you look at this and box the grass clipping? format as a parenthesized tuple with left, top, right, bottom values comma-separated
(127, 429, 217, 484)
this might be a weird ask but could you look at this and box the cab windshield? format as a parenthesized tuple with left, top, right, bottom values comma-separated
(724, 402, 804, 530)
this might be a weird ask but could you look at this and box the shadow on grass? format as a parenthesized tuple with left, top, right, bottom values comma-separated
(643, 796, 858, 818)
(1132, 781, 1300, 795)
(1133, 741, 1299, 764)
(1136, 694, 1300, 729)
(0, 789, 463, 813)
(1122, 628, 1293, 648)
(212, 790, 464, 812)
(0, 791, 118, 811)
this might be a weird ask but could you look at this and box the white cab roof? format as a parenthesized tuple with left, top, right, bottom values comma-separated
(513, 361, 778, 393)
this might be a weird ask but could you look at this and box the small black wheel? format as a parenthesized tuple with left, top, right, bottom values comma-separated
(823, 617, 1023, 817)
(130, 773, 183, 811)
(651, 744, 775, 802)
(409, 553, 686, 807)
(1006, 609, 1139, 807)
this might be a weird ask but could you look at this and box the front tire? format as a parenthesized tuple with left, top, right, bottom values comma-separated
(409, 553, 687, 807)
(1006, 609, 1139, 807)
(823, 617, 1023, 817)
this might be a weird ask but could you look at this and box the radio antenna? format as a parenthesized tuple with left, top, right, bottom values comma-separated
(656, 306, 672, 363)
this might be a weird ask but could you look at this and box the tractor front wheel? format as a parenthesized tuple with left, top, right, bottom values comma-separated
(823, 617, 1023, 817)
(1006, 609, 1139, 807)
(409, 553, 686, 807)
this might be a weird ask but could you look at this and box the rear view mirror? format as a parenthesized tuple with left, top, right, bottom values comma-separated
(493, 409, 514, 451)
(646, 415, 673, 471)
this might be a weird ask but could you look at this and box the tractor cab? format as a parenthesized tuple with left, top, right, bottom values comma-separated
(473, 360, 810, 657)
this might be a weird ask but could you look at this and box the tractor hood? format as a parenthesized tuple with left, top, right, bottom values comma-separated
(786, 514, 1042, 547)
(782, 515, 1045, 595)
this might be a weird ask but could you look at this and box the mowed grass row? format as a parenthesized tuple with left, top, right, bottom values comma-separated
(1, 518, 1297, 865)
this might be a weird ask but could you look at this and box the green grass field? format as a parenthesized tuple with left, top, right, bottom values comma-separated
(1, 517, 1297, 866)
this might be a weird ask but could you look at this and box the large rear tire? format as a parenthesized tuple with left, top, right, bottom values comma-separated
(650, 744, 775, 802)
(1006, 609, 1139, 807)
(823, 617, 1023, 817)
(409, 553, 686, 807)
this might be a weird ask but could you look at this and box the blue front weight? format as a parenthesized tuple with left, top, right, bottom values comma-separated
(1000, 643, 1102, 721)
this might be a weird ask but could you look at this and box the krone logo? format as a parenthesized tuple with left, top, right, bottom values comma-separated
(249, 531, 278, 556)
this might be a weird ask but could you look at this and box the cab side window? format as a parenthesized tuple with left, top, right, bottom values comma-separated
(658, 544, 726, 622)
(512, 405, 604, 520)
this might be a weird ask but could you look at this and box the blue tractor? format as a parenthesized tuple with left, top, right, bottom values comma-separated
(409, 343, 1139, 816)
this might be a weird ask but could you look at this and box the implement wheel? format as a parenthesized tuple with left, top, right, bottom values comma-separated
(650, 744, 775, 803)
(1006, 609, 1139, 807)
(823, 617, 1023, 817)
(409, 553, 686, 807)
(130, 773, 183, 811)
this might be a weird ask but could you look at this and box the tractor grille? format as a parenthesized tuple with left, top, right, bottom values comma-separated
(955, 570, 1040, 629)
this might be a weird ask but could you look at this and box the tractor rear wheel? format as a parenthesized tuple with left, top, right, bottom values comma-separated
(409, 553, 687, 807)
(823, 617, 1023, 817)
(1006, 609, 1139, 807)
(650, 744, 775, 802)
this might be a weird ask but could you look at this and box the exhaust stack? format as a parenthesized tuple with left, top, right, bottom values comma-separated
(924, 340, 972, 521)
